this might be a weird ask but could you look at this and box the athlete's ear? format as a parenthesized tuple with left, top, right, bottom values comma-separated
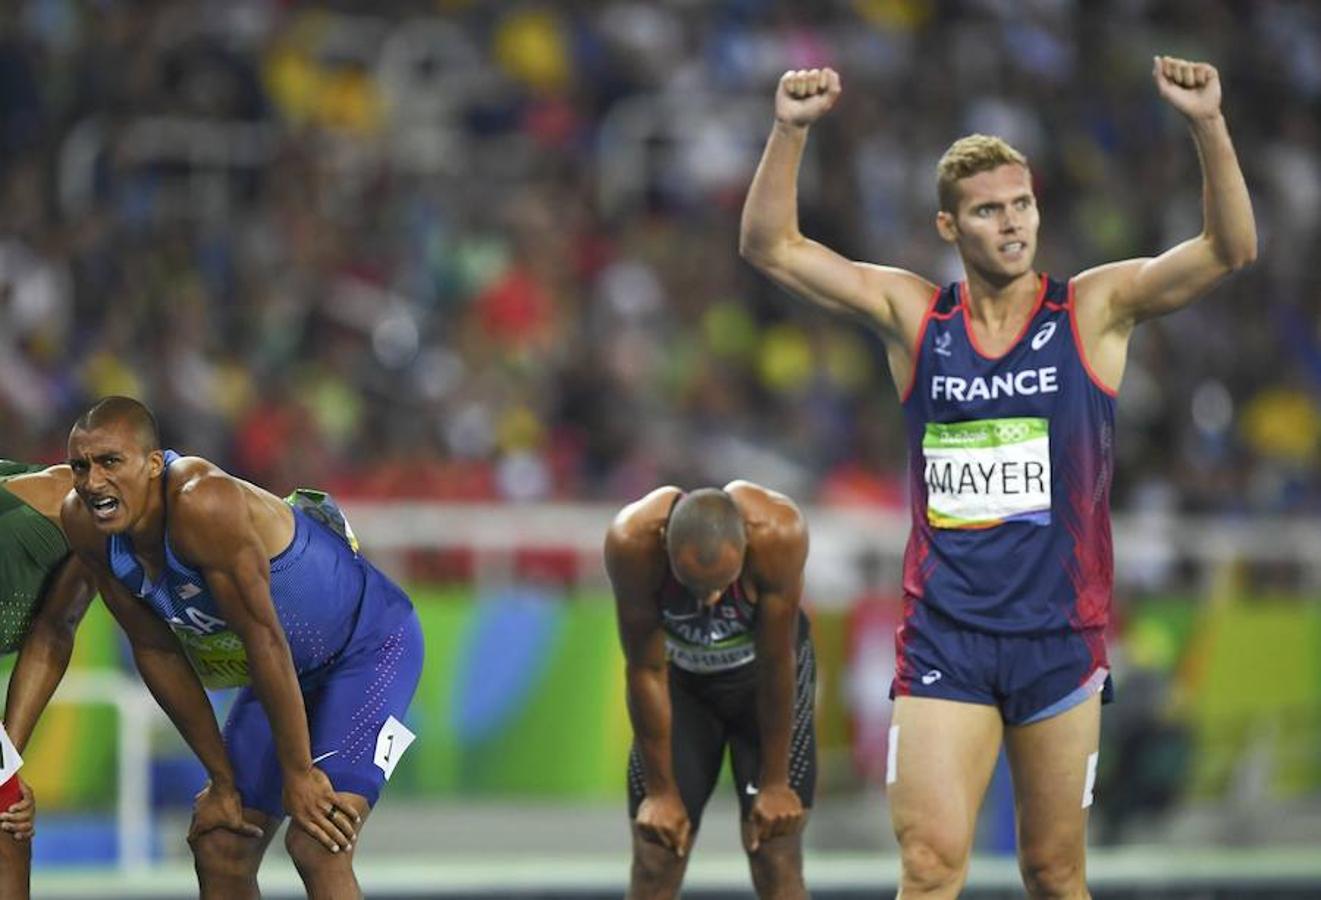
(146, 449, 165, 480)
(935, 209, 958, 243)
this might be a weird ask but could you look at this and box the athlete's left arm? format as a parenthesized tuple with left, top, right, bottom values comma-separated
(173, 476, 358, 854)
(744, 488, 810, 850)
(1077, 57, 1256, 335)
(2, 556, 97, 752)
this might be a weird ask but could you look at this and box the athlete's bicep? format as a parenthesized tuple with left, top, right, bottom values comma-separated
(193, 543, 279, 643)
(751, 237, 930, 335)
(1082, 237, 1232, 328)
(611, 582, 665, 668)
(31, 555, 96, 635)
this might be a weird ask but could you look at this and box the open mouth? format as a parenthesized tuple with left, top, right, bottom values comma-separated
(87, 496, 121, 521)
(1000, 241, 1027, 255)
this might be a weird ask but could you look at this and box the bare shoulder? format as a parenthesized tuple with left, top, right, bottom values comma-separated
(605, 486, 680, 559)
(169, 457, 243, 518)
(5, 464, 74, 522)
(860, 265, 939, 342)
(724, 480, 806, 547)
(1072, 259, 1147, 315)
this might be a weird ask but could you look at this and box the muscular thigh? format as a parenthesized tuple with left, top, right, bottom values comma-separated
(1004, 692, 1100, 856)
(888, 697, 1003, 854)
(307, 612, 425, 809)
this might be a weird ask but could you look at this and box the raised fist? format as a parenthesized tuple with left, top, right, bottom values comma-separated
(1153, 56, 1222, 121)
(775, 68, 842, 128)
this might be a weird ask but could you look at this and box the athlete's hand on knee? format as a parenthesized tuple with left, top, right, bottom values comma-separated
(636, 791, 692, 858)
(283, 766, 360, 854)
(1153, 55, 1221, 120)
(0, 778, 35, 841)
(188, 780, 263, 842)
(748, 783, 803, 852)
(775, 67, 842, 128)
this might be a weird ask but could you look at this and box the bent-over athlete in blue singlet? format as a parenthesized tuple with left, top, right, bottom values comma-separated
(106, 451, 423, 813)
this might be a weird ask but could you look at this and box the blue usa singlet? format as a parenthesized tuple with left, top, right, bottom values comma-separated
(106, 451, 411, 688)
(900, 275, 1116, 639)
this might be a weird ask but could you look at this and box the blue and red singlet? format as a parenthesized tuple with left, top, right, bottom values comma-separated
(892, 275, 1115, 723)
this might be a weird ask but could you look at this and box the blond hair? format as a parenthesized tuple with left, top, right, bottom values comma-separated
(936, 135, 1028, 212)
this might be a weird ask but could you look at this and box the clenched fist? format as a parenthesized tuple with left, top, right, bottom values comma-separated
(1153, 56, 1221, 121)
(775, 68, 842, 128)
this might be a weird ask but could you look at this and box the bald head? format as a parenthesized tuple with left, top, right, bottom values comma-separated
(666, 488, 747, 593)
(72, 396, 160, 452)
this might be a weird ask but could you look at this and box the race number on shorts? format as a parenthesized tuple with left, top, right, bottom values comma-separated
(923, 417, 1052, 529)
(374, 715, 416, 780)
(0, 722, 22, 784)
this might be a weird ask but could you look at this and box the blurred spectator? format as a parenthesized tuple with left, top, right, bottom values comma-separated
(0, 0, 1313, 527)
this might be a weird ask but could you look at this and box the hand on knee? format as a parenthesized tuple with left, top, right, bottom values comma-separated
(1020, 850, 1085, 899)
(285, 825, 353, 876)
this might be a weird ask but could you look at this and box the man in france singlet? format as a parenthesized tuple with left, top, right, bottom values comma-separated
(740, 56, 1255, 898)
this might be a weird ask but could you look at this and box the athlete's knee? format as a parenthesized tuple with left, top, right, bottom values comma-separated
(1019, 845, 1087, 899)
(897, 829, 968, 894)
(284, 825, 355, 877)
(189, 828, 261, 881)
(629, 833, 686, 898)
(747, 836, 806, 899)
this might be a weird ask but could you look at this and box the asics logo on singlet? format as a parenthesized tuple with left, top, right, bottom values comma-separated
(933, 331, 953, 357)
(1031, 321, 1057, 350)
(930, 367, 1059, 402)
(921, 669, 943, 685)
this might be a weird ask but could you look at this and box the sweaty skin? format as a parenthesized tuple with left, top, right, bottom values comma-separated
(62, 419, 372, 900)
(606, 480, 810, 900)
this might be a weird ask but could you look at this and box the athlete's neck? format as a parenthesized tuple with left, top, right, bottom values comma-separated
(126, 474, 169, 556)
(962, 268, 1041, 329)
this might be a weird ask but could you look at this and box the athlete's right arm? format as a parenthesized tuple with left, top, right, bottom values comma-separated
(2, 556, 96, 752)
(739, 68, 935, 337)
(604, 510, 691, 857)
(58, 500, 253, 823)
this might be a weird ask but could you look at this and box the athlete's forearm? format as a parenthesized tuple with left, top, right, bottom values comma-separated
(739, 121, 810, 264)
(240, 624, 313, 775)
(2, 620, 75, 752)
(1190, 113, 1256, 269)
(755, 647, 795, 787)
(132, 644, 237, 785)
(625, 663, 676, 796)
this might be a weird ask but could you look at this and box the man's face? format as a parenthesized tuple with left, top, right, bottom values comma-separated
(67, 421, 163, 534)
(938, 164, 1039, 282)
(671, 541, 744, 607)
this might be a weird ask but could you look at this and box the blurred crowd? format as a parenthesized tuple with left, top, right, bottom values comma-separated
(1, 0, 1319, 514)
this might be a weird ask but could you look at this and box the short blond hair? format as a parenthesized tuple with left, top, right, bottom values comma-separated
(936, 134, 1028, 212)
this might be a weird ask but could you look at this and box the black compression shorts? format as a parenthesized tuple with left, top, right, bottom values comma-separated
(627, 631, 817, 829)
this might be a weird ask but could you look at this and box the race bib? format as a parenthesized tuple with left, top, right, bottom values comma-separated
(170, 626, 251, 689)
(374, 715, 416, 780)
(0, 722, 22, 783)
(666, 635, 756, 674)
(923, 417, 1051, 529)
